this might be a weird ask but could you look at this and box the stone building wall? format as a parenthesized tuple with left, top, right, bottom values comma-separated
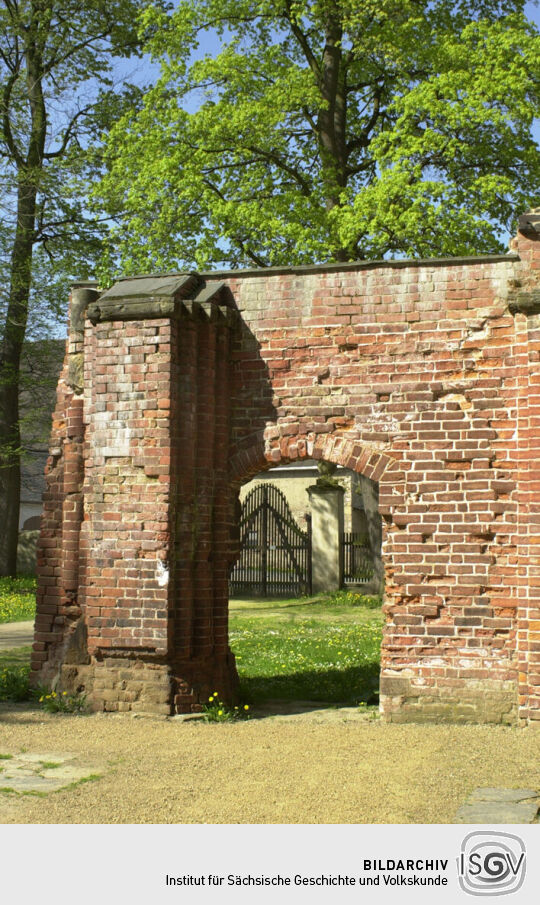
(239, 464, 365, 533)
(31, 215, 540, 724)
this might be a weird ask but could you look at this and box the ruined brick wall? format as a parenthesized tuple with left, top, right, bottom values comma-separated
(508, 221, 540, 726)
(32, 218, 540, 724)
(32, 286, 95, 684)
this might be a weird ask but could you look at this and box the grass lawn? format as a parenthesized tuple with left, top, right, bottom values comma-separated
(0, 646, 32, 701)
(0, 588, 383, 707)
(0, 578, 36, 624)
(229, 590, 383, 705)
(0, 576, 36, 701)
(0, 645, 31, 671)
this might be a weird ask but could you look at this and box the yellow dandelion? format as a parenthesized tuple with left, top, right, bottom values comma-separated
(244, 704, 249, 711)
(218, 710, 223, 716)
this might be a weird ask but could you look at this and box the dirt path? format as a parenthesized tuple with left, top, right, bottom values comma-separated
(0, 703, 539, 824)
(0, 621, 34, 649)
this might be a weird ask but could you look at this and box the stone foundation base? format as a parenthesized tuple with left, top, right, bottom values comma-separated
(56, 650, 239, 716)
(380, 676, 517, 725)
(170, 653, 239, 713)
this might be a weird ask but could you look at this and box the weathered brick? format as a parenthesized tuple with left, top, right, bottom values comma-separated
(31, 217, 540, 724)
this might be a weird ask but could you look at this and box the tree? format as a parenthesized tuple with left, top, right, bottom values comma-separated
(97, 0, 540, 276)
(0, 0, 149, 575)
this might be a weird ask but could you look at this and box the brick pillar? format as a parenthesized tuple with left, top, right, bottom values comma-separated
(169, 301, 239, 712)
(41, 276, 240, 714)
(510, 210, 540, 725)
(31, 283, 98, 685)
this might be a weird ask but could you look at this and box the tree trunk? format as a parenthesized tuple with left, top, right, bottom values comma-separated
(0, 6, 48, 576)
(316, 13, 355, 261)
(0, 178, 37, 576)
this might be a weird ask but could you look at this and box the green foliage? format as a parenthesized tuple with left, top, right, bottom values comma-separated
(356, 700, 379, 719)
(229, 594, 383, 703)
(202, 693, 251, 721)
(0, 577, 36, 593)
(0, 578, 36, 623)
(97, 0, 540, 275)
(326, 590, 383, 610)
(0, 646, 86, 710)
(0, 646, 30, 670)
(0, 665, 30, 702)
(0, 0, 158, 575)
(0, 647, 31, 702)
(0, 0, 152, 308)
(37, 689, 88, 714)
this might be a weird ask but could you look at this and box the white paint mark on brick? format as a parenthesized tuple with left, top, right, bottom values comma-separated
(157, 559, 169, 587)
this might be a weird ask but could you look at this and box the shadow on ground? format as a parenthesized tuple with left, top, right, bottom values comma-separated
(239, 663, 379, 707)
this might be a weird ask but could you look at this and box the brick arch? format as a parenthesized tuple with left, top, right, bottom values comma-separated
(32, 219, 540, 724)
(230, 430, 397, 488)
(229, 430, 404, 709)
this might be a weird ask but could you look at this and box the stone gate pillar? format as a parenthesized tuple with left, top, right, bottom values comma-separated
(307, 482, 345, 593)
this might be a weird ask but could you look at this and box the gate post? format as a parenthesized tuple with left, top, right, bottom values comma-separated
(33, 274, 240, 714)
(307, 483, 345, 594)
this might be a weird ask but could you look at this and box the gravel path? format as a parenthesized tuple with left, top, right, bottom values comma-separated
(0, 703, 539, 824)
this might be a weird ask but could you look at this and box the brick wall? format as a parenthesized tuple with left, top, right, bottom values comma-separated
(509, 222, 540, 725)
(32, 218, 540, 723)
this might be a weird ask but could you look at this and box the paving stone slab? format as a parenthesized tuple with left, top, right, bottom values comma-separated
(455, 788, 540, 824)
(169, 713, 205, 722)
(0, 752, 98, 796)
(0, 773, 60, 793)
(16, 752, 73, 765)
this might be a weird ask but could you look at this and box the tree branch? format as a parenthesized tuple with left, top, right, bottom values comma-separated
(283, 0, 321, 83)
(346, 87, 383, 156)
(201, 177, 268, 267)
(1, 69, 25, 168)
(43, 103, 94, 159)
(245, 145, 311, 194)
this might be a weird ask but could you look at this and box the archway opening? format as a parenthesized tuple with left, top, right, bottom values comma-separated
(227, 458, 384, 714)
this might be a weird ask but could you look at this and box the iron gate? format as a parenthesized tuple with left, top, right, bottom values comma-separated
(342, 532, 374, 584)
(229, 483, 312, 597)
